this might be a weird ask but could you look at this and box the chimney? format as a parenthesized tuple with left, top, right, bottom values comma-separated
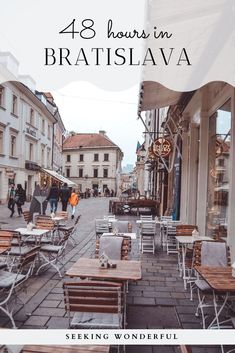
(99, 130, 106, 136)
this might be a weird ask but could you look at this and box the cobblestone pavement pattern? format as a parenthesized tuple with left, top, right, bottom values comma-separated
(0, 198, 229, 353)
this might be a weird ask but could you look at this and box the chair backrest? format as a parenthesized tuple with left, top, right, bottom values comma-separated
(23, 210, 33, 224)
(95, 236, 130, 260)
(35, 215, 55, 231)
(0, 230, 13, 253)
(18, 245, 41, 275)
(115, 221, 132, 233)
(95, 219, 109, 235)
(161, 215, 173, 222)
(0, 229, 21, 247)
(140, 215, 153, 221)
(55, 211, 68, 220)
(63, 281, 122, 316)
(74, 214, 81, 224)
(192, 240, 230, 267)
(58, 227, 74, 247)
(141, 221, 156, 234)
(176, 224, 197, 236)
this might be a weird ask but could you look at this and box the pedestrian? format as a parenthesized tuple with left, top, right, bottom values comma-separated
(8, 183, 16, 217)
(69, 189, 79, 219)
(47, 183, 59, 214)
(59, 182, 71, 211)
(15, 184, 26, 216)
(110, 189, 114, 197)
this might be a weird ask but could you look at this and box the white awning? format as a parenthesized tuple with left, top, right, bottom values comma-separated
(139, 81, 182, 111)
(41, 168, 77, 187)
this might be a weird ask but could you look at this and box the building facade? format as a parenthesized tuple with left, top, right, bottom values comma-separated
(138, 81, 235, 260)
(62, 131, 123, 194)
(0, 81, 56, 203)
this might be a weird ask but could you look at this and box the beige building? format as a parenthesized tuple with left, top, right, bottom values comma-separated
(62, 131, 123, 194)
(0, 81, 56, 203)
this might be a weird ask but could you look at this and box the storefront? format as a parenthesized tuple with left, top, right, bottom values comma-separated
(139, 81, 235, 260)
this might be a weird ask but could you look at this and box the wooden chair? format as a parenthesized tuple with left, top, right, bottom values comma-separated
(55, 211, 68, 220)
(59, 215, 81, 246)
(36, 228, 73, 277)
(177, 224, 198, 274)
(0, 231, 13, 255)
(193, 241, 230, 328)
(0, 245, 40, 328)
(22, 210, 32, 224)
(95, 236, 130, 260)
(63, 281, 124, 329)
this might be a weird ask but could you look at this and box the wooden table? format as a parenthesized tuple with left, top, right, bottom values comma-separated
(175, 235, 212, 289)
(21, 345, 110, 353)
(15, 228, 50, 245)
(66, 257, 142, 281)
(195, 266, 235, 329)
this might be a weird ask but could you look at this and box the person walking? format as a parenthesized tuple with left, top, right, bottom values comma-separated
(8, 183, 16, 217)
(15, 184, 26, 216)
(47, 183, 59, 214)
(69, 189, 79, 219)
(59, 183, 71, 211)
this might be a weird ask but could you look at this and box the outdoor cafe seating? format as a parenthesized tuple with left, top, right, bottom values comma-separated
(0, 245, 40, 328)
(63, 280, 124, 329)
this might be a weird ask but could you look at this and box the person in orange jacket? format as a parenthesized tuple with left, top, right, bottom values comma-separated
(69, 189, 79, 219)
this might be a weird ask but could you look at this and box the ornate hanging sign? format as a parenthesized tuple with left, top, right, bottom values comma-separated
(152, 138, 172, 158)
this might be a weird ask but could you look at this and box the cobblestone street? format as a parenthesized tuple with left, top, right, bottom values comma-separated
(0, 198, 228, 353)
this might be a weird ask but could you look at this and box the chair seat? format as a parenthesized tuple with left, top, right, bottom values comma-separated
(0, 262, 7, 270)
(0, 270, 26, 288)
(195, 279, 211, 292)
(9, 246, 33, 256)
(40, 245, 61, 253)
(58, 226, 73, 232)
(70, 311, 122, 329)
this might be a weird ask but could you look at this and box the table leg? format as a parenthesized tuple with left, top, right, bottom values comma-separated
(181, 244, 187, 290)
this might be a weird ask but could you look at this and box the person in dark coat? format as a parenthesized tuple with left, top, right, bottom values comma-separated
(47, 183, 60, 213)
(59, 183, 71, 211)
(8, 183, 16, 217)
(15, 184, 26, 216)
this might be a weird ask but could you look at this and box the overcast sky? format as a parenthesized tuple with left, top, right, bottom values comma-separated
(52, 82, 145, 167)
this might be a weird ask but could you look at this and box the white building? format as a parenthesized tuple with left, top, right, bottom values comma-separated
(0, 81, 56, 203)
(62, 131, 123, 194)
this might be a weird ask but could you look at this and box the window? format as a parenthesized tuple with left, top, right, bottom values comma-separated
(79, 154, 84, 162)
(66, 168, 70, 178)
(0, 86, 5, 107)
(41, 147, 45, 166)
(0, 130, 3, 154)
(93, 169, 98, 178)
(47, 149, 50, 167)
(12, 95, 18, 115)
(48, 124, 51, 139)
(206, 99, 231, 237)
(30, 108, 34, 126)
(79, 168, 83, 178)
(42, 119, 45, 134)
(94, 153, 99, 161)
(10, 135, 16, 156)
(29, 143, 34, 161)
(104, 153, 109, 161)
(103, 168, 108, 178)
(67, 155, 71, 162)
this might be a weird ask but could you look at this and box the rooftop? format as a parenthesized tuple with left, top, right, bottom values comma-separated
(63, 131, 120, 150)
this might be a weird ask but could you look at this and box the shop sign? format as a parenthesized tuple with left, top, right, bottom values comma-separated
(152, 138, 172, 158)
(25, 162, 40, 171)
